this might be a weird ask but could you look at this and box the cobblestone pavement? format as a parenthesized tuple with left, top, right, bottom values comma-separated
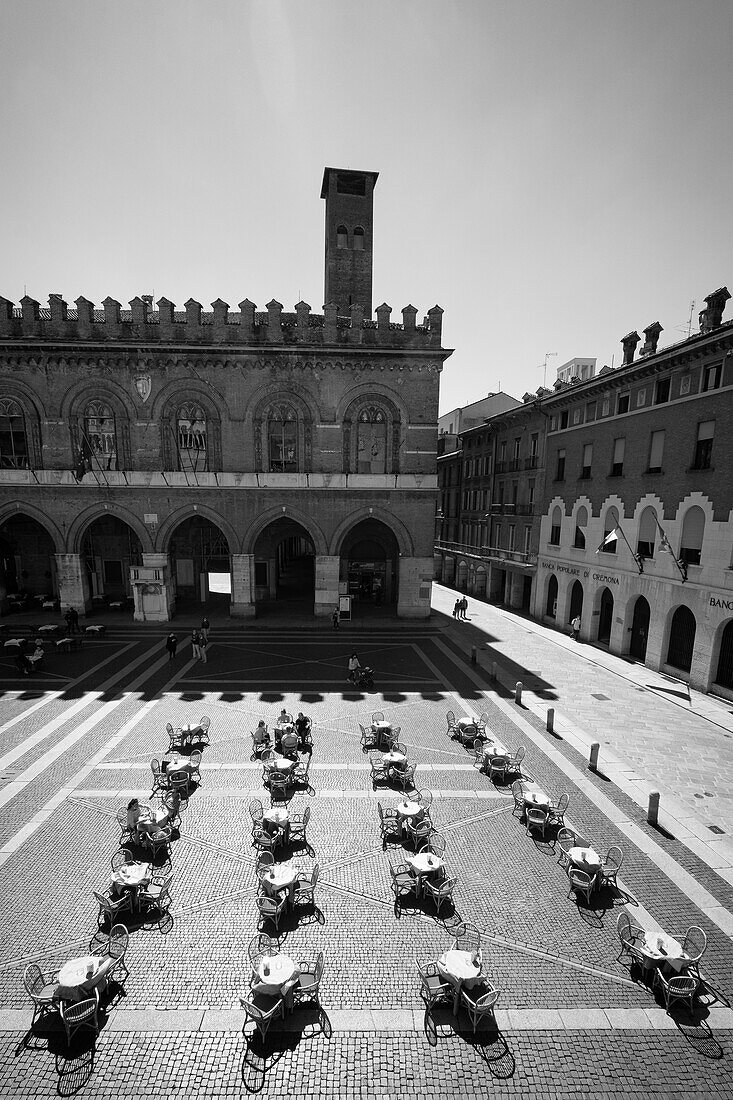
(0, 613, 731, 1097)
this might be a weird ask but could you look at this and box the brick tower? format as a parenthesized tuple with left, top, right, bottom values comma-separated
(321, 167, 378, 318)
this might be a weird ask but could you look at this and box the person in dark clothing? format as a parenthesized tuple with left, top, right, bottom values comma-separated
(15, 638, 32, 675)
(166, 633, 178, 660)
(332, 607, 340, 630)
(69, 607, 79, 634)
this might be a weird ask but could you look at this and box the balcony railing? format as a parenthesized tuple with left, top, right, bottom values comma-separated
(434, 540, 537, 568)
(487, 503, 534, 516)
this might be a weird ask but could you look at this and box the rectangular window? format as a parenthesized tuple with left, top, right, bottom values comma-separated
(693, 420, 714, 469)
(499, 441, 507, 461)
(611, 437, 625, 476)
(617, 393, 630, 414)
(511, 482, 518, 505)
(556, 449, 566, 480)
(586, 402, 596, 421)
(508, 524, 515, 551)
(495, 523, 502, 549)
(636, 388, 647, 407)
(703, 363, 722, 392)
(530, 433, 538, 458)
(498, 482, 505, 505)
(648, 430, 665, 472)
(513, 437, 521, 460)
(524, 526, 531, 555)
(550, 522, 561, 546)
(581, 443, 592, 479)
(528, 480, 535, 508)
(560, 410, 569, 429)
(654, 378, 670, 404)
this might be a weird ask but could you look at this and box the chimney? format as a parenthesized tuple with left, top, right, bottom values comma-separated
(640, 321, 663, 356)
(699, 286, 730, 333)
(621, 331, 640, 366)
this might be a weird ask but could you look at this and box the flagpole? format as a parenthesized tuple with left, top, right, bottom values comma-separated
(654, 516, 687, 582)
(616, 523, 644, 574)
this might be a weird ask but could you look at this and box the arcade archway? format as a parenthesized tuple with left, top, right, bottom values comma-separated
(167, 515, 231, 612)
(0, 514, 58, 606)
(338, 518, 399, 608)
(597, 587, 614, 645)
(81, 515, 142, 608)
(252, 517, 315, 609)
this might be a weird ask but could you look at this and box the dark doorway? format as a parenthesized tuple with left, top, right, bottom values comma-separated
(629, 596, 651, 661)
(667, 605, 696, 673)
(522, 576, 532, 612)
(598, 587, 614, 645)
(715, 620, 733, 690)
(569, 580, 584, 623)
(545, 574, 558, 619)
(252, 518, 315, 615)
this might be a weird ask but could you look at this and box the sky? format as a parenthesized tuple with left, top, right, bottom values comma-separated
(2, 0, 731, 414)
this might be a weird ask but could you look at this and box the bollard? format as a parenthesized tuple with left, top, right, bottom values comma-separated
(547, 707, 555, 734)
(647, 790, 660, 826)
(515, 681, 523, 704)
(471, 646, 477, 665)
(491, 661, 497, 681)
(589, 742, 600, 771)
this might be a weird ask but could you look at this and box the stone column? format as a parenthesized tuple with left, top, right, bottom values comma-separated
(315, 555, 340, 616)
(231, 554, 256, 618)
(55, 553, 92, 616)
(397, 556, 433, 619)
(508, 571, 524, 609)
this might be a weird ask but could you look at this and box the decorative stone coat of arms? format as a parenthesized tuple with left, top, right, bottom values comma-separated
(134, 375, 152, 403)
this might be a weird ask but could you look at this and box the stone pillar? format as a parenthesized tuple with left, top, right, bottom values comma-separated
(397, 556, 433, 619)
(315, 555, 340, 616)
(231, 554, 256, 618)
(268, 558, 277, 598)
(130, 553, 174, 622)
(55, 554, 92, 616)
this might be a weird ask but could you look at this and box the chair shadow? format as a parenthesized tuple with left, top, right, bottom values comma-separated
(422, 1006, 516, 1078)
(241, 1006, 332, 1094)
(674, 1013, 725, 1059)
(19, 1017, 101, 1097)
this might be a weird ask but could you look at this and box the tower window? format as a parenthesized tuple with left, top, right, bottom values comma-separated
(353, 226, 365, 251)
(336, 172, 366, 195)
(336, 225, 348, 249)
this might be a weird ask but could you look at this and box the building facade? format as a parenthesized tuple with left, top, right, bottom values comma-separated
(0, 167, 451, 621)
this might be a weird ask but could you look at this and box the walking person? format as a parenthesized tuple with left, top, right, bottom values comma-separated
(191, 629, 201, 661)
(461, 596, 469, 620)
(453, 599, 460, 619)
(69, 607, 79, 634)
(570, 614, 581, 641)
(199, 633, 208, 664)
(166, 632, 178, 660)
(332, 606, 340, 630)
(347, 651, 361, 684)
(201, 615, 210, 643)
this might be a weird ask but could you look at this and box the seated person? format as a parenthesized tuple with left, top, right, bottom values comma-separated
(280, 729, 299, 758)
(253, 721, 270, 748)
(29, 641, 45, 669)
(278, 708, 293, 727)
(127, 797, 154, 838)
(295, 712, 310, 737)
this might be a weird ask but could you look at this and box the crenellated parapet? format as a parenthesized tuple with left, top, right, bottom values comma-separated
(0, 294, 444, 350)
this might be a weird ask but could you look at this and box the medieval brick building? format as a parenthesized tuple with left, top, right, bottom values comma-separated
(0, 167, 451, 621)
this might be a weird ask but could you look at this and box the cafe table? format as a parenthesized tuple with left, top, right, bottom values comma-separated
(261, 864, 298, 903)
(257, 953, 297, 993)
(177, 723, 202, 746)
(162, 753, 195, 774)
(522, 784, 551, 811)
(382, 750, 407, 777)
(264, 754, 297, 775)
(482, 737, 510, 759)
(263, 807, 290, 840)
(640, 931, 690, 974)
(405, 851, 444, 895)
(111, 861, 152, 908)
(567, 846, 601, 882)
(55, 955, 113, 1003)
(437, 950, 482, 1015)
(396, 798, 423, 826)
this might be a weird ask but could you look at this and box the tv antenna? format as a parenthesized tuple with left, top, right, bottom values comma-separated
(673, 300, 696, 338)
(537, 352, 557, 389)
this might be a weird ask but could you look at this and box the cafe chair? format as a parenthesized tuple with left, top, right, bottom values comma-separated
(293, 863, 320, 907)
(60, 988, 100, 1044)
(488, 756, 507, 783)
(198, 716, 211, 745)
(511, 780, 525, 817)
(269, 773, 289, 801)
(150, 758, 166, 798)
(110, 848, 134, 873)
(370, 754, 388, 785)
(166, 723, 181, 752)
(288, 805, 311, 846)
(525, 806, 549, 838)
(451, 924, 482, 960)
(292, 951, 324, 1007)
(116, 807, 134, 846)
(360, 723, 376, 750)
(567, 868, 594, 905)
(398, 763, 417, 793)
(461, 982, 500, 1034)
(255, 852, 275, 880)
(616, 912, 646, 967)
(256, 894, 287, 933)
(600, 845, 624, 887)
(240, 991, 285, 1041)
(422, 875, 457, 917)
(252, 825, 280, 854)
(188, 749, 202, 786)
(390, 863, 417, 909)
(653, 970, 700, 1014)
(94, 889, 132, 930)
(144, 824, 173, 860)
(377, 803, 402, 847)
(445, 710, 457, 736)
(472, 738, 485, 771)
(507, 746, 526, 777)
(681, 926, 707, 978)
(294, 754, 311, 787)
(417, 961, 452, 1008)
(23, 963, 60, 1025)
(549, 793, 570, 828)
(371, 711, 385, 724)
(249, 799, 264, 824)
(405, 818, 432, 849)
(556, 828, 576, 870)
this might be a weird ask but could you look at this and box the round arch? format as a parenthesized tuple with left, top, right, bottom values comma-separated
(0, 502, 63, 552)
(68, 503, 154, 556)
(329, 506, 413, 558)
(150, 377, 228, 423)
(60, 376, 138, 422)
(335, 383, 409, 426)
(568, 579, 584, 622)
(595, 586, 614, 645)
(157, 504, 240, 557)
(545, 573, 558, 619)
(243, 505, 327, 557)
(712, 618, 733, 693)
(456, 560, 468, 591)
(665, 604, 697, 674)
(0, 509, 60, 600)
(629, 595, 651, 661)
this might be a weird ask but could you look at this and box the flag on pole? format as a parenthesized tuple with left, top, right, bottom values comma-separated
(73, 432, 93, 482)
(596, 527, 618, 553)
(654, 516, 675, 555)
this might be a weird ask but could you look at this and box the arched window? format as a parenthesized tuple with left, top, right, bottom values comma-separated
(336, 224, 348, 249)
(353, 226, 365, 251)
(549, 506, 562, 545)
(680, 506, 705, 565)
(601, 506, 619, 553)
(83, 400, 117, 471)
(574, 506, 588, 549)
(356, 406, 387, 474)
(267, 403, 297, 472)
(176, 402, 208, 472)
(0, 398, 29, 469)
(546, 574, 558, 618)
(637, 506, 658, 559)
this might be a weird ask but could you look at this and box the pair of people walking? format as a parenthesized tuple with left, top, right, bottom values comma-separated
(453, 596, 468, 620)
(165, 617, 210, 661)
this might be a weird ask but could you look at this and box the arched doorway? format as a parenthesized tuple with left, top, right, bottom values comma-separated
(0, 514, 57, 604)
(569, 580, 584, 623)
(168, 515, 231, 612)
(339, 518, 399, 609)
(715, 620, 733, 691)
(252, 517, 315, 612)
(82, 515, 142, 609)
(545, 574, 558, 619)
(475, 566, 487, 600)
(598, 587, 614, 645)
(629, 596, 650, 661)
(666, 606, 696, 673)
(456, 561, 468, 592)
